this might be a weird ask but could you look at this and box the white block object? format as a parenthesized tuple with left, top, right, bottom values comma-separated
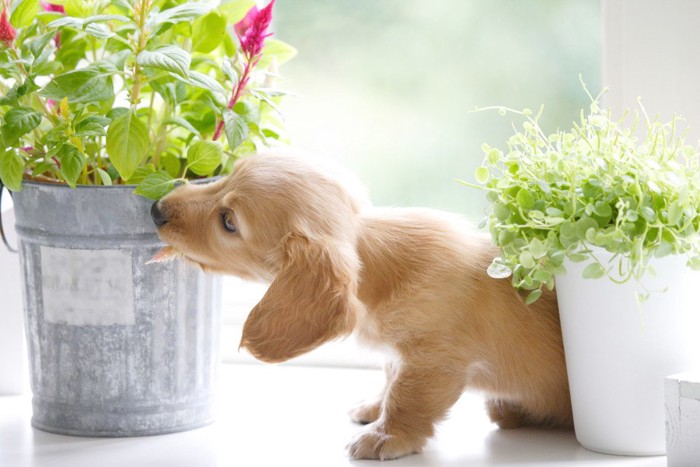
(667, 372, 700, 466)
(0, 207, 29, 395)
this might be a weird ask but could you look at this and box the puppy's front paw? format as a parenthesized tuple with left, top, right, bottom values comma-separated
(346, 423, 425, 460)
(348, 400, 381, 424)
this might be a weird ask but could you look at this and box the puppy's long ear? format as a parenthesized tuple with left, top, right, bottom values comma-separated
(240, 232, 361, 363)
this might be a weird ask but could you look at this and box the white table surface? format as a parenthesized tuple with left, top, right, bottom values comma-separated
(0, 363, 667, 467)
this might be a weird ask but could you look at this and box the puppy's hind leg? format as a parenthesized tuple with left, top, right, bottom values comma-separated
(487, 397, 574, 429)
(486, 398, 528, 429)
(347, 361, 467, 460)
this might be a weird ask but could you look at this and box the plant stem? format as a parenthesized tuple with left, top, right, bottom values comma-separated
(212, 56, 254, 141)
(130, 0, 150, 107)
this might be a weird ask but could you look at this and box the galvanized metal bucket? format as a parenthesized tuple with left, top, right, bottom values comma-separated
(7, 181, 221, 437)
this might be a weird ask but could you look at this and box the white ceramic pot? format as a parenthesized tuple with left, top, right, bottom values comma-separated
(555, 251, 700, 455)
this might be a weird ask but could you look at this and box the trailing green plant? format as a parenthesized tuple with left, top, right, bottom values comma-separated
(0, 0, 295, 199)
(465, 85, 700, 304)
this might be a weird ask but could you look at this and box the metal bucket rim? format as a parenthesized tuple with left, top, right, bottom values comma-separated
(18, 176, 221, 192)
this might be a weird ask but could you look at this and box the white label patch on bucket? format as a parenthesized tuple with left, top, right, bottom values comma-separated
(40, 247, 135, 326)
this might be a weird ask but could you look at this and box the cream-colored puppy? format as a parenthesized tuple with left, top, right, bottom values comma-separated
(151, 151, 572, 460)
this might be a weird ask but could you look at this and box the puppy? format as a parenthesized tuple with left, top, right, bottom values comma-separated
(151, 151, 572, 460)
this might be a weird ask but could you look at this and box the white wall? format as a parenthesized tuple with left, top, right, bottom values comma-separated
(603, 0, 700, 142)
(0, 204, 28, 395)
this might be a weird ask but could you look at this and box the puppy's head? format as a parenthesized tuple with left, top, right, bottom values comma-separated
(152, 151, 368, 363)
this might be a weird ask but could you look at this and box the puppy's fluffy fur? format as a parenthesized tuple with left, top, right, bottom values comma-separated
(154, 151, 572, 460)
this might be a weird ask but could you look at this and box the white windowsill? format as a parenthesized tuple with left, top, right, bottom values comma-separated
(0, 363, 667, 467)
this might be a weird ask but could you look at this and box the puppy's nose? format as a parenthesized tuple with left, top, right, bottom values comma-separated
(151, 201, 168, 227)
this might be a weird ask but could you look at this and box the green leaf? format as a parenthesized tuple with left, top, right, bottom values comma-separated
(48, 15, 130, 42)
(64, 0, 91, 18)
(133, 170, 178, 200)
(667, 200, 683, 225)
(57, 143, 85, 188)
(524, 289, 542, 305)
(161, 153, 182, 178)
(186, 141, 222, 176)
(223, 32, 237, 57)
(529, 238, 547, 259)
(223, 109, 249, 151)
(219, 0, 255, 24)
(24, 31, 56, 59)
(641, 206, 657, 222)
(148, 3, 212, 27)
(582, 262, 605, 279)
(170, 71, 227, 106)
(487, 259, 512, 279)
(257, 39, 298, 68)
(593, 201, 612, 218)
(128, 164, 156, 185)
(546, 207, 564, 217)
(40, 62, 116, 104)
(10, 0, 39, 28)
(192, 10, 227, 54)
(654, 242, 673, 258)
(688, 257, 700, 271)
(0, 148, 25, 191)
(516, 188, 535, 209)
(474, 166, 489, 184)
(83, 14, 132, 26)
(1, 107, 42, 145)
(46, 17, 84, 29)
(74, 115, 109, 137)
(519, 251, 536, 269)
(96, 168, 112, 186)
(575, 216, 598, 240)
(137, 46, 191, 78)
(165, 117, 201, 137)
(493, 203, 510, 222)
(106, 110, 150, 181)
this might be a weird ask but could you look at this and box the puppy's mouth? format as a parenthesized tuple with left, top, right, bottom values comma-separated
(146, 246, 219, 274)
(146, 245, 182, 264)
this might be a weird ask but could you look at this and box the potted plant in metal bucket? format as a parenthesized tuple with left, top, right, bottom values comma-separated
(0, 0, 294, 436)
(467, 85, 700, 455)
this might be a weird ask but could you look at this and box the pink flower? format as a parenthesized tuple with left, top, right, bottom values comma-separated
(41, 2, 65, 13)
(234, 5, 259, 37)
(213, 0, 276, 141)
(0, 9, 16, 47)
(41, 2, 65, 48)
(235, 0, 275, 59)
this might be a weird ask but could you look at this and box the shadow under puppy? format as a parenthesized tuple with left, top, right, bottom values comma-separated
(151, 151, 572, 460)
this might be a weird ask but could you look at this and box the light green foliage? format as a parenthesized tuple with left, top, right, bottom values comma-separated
(0, 0, 294, 198)
(106, 109, 149, 181)
(186, 140, 222, 176)
(470, 86, 700, 299)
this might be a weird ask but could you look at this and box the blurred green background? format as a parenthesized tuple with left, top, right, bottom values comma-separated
(272, 0, 601, 222)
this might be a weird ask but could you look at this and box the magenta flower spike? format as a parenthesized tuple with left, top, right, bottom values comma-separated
(0, 9, 17, 47)
(235, 0, 275, 59)
(41, 2, 65, 13)
(212, 0, 276, 141)
(234, 4, 259, 37)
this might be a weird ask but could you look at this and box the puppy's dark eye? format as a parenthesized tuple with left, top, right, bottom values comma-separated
(222, 212, 237, 233)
